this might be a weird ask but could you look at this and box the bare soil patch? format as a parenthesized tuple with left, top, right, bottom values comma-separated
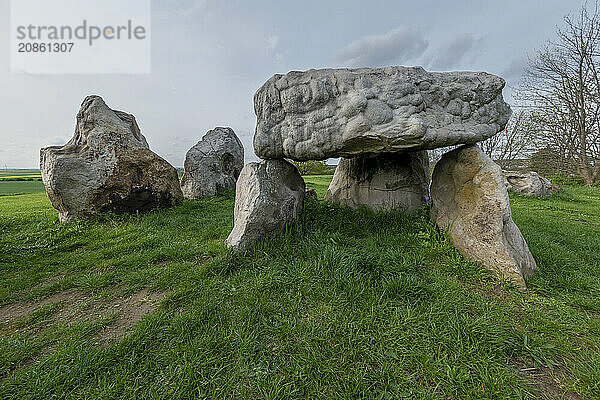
(0, 289, 83, 329)
(91, 289, 164, 346)
(469, 280, 509, 301)
(0, 287, 165, 343)
(514, 360, 584, 400)
(0, 286, 165, 378)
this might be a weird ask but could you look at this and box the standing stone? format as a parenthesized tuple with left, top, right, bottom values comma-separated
(430, 145, 536, 289)
(503, 170, 553, 197)
(180, 127, 244, 199)
(325, 151, 430, 212)
(253, 66, 511, 160)
(40, 96, 182, 223)
(225, 159, 305, 252)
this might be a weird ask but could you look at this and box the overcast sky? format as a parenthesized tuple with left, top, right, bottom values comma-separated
(0, 0, 582, 168)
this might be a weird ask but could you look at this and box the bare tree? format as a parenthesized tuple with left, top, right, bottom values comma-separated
(528, 109, 579, 175)
(517, 1, 600, 185)
(480, 110, 536, 169)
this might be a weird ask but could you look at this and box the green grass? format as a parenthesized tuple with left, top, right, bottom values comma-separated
(0, 177, 599, 399)
(0, 180, 45, 195)
(304, 175, 334, 198)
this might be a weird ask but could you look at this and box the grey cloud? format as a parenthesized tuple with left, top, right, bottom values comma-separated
(333, 26, 429, 67)
(0, 0, 579, 168)
(265, 35, 286, 65)
(158, 0, 211, 20)
(429, 34, 482, 71)
(502, 56, 527, 83)
(266, 35, 279, 53)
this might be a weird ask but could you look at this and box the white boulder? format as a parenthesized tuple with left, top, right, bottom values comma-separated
(503, 170, 553, 197)
(40, 96, 182, 223)
(430, 145, 536, 289)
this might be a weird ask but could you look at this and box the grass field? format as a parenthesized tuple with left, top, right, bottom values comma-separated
(0, 170, 42, 180)
(0, 180, 45, 195)
(0, 170, 44, 195)
(0, 176, 599, 399)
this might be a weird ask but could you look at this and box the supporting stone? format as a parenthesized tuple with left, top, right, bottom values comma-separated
(225, 159, 305, 252)
(325, 151, 430, 212)
(430, 145, 536, 289)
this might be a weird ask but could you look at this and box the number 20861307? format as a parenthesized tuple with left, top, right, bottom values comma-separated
(18, 42, 74, 52)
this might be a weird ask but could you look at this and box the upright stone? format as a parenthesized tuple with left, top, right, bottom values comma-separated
(40, 96, 182, 223)
(180, 127, 244, 199)
(430, 145, 536, 289)
(325, 151, 430, 212)
(253, 66, 511, 160)
(225, 159, 305, 252)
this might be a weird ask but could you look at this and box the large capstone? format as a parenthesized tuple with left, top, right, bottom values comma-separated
(430, 145, 536, 289)
(40, 96, 183, 223)
(253, 66, 511, 160)
(180, 127, 244, 199)
(225, 159, 305, 252)
(324, 151, 430, 212)
(503, 170, 553, 197)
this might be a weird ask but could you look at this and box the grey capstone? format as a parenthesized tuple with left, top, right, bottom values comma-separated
(430, 145, 536, 289)
(325, 151, 430, 212)
(225, 159, 305, 252)
(40, 96, 182, 223)
(180, 127, 244, 199)
(254, 66, 511, 160)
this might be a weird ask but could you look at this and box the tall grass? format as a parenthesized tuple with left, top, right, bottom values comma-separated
(0, 182, 599, 399)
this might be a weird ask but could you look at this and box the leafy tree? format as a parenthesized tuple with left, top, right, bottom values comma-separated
(528, 146, 578, 177)
(291, 160, 330, 175)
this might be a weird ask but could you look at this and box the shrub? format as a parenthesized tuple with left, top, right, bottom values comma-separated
(291, 160, 332, 175)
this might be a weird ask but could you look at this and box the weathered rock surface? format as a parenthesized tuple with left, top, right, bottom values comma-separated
(503, 170, 552, 197)
(40, 96, 182, 223)
(180, 127, 244, 199)
(325, 151, 430, 212)
(254, 66, 511, 160)
(430, 145, 536, 289)
(225, 159, 305, 252)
